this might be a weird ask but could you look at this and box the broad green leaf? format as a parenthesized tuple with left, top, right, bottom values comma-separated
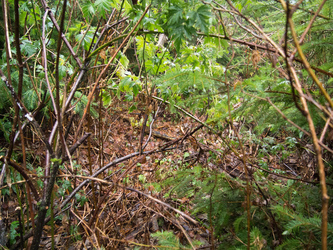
(119, 53, 129, 69)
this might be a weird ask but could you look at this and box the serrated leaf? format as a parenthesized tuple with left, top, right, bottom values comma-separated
(169, 26, 184, 51)
(119, 77, 132, 92)
(125, 93, 133, 101)
(95, 0, 113, 19)
(167, 5, 183, 26)
(183, 24, 196, 39)
(192, 5, 211, 33)
(220, 39, 229, 49)
(82, 2, 95, 18)
(20, 40, 37, 56)
(102, 93, 112, 107)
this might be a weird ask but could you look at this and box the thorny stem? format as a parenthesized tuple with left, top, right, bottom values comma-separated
(0, 0, 15, 189)
(42, 10, 57, 190)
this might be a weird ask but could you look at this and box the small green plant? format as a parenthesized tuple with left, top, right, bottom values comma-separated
(9, 220, 19, 245)
(159, 160, 333, 249)
(75, 190, 88, 207)
(151, 231, 181, 248)
(152, 230, 202, 249)
(57, 179, 72, 198)
(70, 225, 82, 242)
(138, 174, 146, 184)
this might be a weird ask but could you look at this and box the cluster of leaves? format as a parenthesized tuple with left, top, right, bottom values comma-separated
(165, 3, 211, 51)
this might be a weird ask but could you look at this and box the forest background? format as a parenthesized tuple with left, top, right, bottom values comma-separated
(0, 0, 332, 249)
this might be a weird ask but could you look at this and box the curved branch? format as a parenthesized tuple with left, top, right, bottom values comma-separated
(0, 158, 40, 201)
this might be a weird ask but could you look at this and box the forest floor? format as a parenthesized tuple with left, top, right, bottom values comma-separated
(1, 96, 318, 249)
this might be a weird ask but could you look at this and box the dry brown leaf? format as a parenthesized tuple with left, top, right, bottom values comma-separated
(252, 50, 261, 68)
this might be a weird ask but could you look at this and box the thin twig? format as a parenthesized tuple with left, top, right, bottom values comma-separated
(125, 187, 198, 225)
(143, 104, 161, 150)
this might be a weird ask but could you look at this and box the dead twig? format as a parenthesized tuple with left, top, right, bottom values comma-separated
(125, 187, 198, 225)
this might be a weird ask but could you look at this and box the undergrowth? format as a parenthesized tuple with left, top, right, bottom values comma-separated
(156, 162, 333, 249)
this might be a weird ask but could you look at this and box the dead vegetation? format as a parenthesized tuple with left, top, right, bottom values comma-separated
(1, 94, 323, 249)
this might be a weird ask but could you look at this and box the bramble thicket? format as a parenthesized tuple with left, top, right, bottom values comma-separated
(0, 0, 332, 249)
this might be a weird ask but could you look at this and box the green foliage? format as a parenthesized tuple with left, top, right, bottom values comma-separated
(75, 26, 99, 51)
(70, 225, 82, 242)
(273, 205, 333, 249)
(151, 230, 201, 249)
(151, 231, 181, 248)
(118, 76, 141, 98)
(154, 41, 227, 112)
(0, 114, 11, 142)
(75, 190, 88, 207)
(9, 220, 19, 245)
(56, 178, 73, 198)
(165, 3, 211, 51)
(82, 0, 115, 19)
(1, 0, 332, 248)
(73, 91, 98, 118)
(160, 159, 333, 248)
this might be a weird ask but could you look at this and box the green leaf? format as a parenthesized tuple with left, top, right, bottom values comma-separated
(94, 0, 113, 19)
(119, 77, 133, 92)
(119, 53, 129, 69)
(167, 5, 183, 26)
(102, 91, 112, 107)
(220, 39, 229, 49)
(51, 158, 62, 163)
(183, 152, 190, 158)
(129, 104, 137, 113)
(151, 231, 181, 248)
(132, 84, 139, 96)
(82, 2, 95, 18)
(192, 5, 211, 33)
(20, 39, 38, 56)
